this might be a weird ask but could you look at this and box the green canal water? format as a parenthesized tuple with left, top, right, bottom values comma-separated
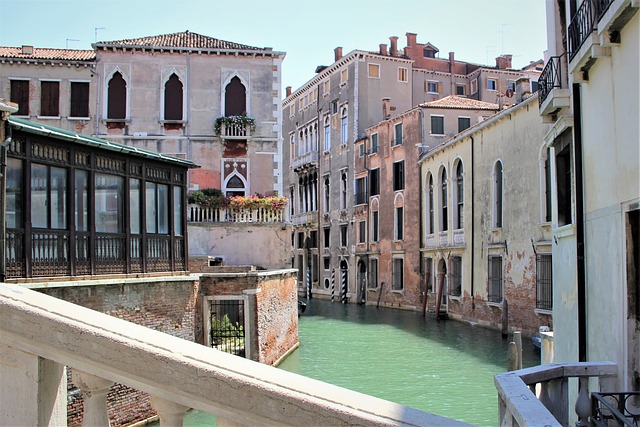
(179, 299, 539, 426)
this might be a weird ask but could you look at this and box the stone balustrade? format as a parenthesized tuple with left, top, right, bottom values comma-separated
(495, 361, 618, 426)
(0, 283, 470, 427)
(188, 204, 286, 224)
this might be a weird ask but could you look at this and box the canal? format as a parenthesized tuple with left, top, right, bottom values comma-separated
(179, 299, 539, 426)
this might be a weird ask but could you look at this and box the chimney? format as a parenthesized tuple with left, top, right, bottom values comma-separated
(334, 47, 343, 62)
(382, 97, 391, 119)
(495, 54, 513, 69)
(379, 44, 388, 55)
(389, 36, 398, 56)
(286, 86, 292, 97)
(449, 52, 455, 64)
(22, 45, 34, 55)
(515, 76, 531, 103)
(406, 32, 417, 48)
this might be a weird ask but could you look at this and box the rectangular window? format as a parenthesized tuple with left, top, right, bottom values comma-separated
(340, 225, 348, 247)
(312, 254, 319, 282)
(146, 182, 169, 234)
(358, 143, 365, 157)
(129, 179, 141, 234)
(297, 255, 304, 282)
(369, 168, 380, 196)
(370, 132, 378, 154)
(508, 80, 516, 92)
(355, 177, 367, 205)
(488, 255, 503, 303)
(310, 230, 318, 248)
(458, 117, 471, 133)
(324, 124, 331, 151)
(393, 161, 405, 191)
(372, 211, 379, 242)
(70, 81, 90, 118)
(368, 63, 380, 78)
(450, 256, 462, 297)
(323, 227, 330, 248)
(358, 220, 366, 243)
(544, 148, 552, 223)
(40, 81, 60, 117)
(426, 81, 438, 93)
(456, 84, 466, 96)
(323, 176, 330, 213)
(332, 100, 338, 114)
(487, 78, 497, 91)
(425, 257, 434, 293)
(536, 254, 553, 310)
(556, 135, 573, 226)
(173, 186, 183, 236)
(393, 122, 403, 146)
(431, 116, 444, 135)
(95, 173, 124, 233)
(395, 207, 404, 240)
(369, 258, 378, 289)
(340, 69, 348, 85)
(324, 256, 330, 270)
(323, 80, 330, 96)
(471, 79, 478, 94)
(31, 164, 67, 230)
(6, 158, 23, 229)
(341, 115, 348, 144)
(75, 170, 88, 232)
(392, 258, 404, 290)
(10, 79, 29, 116)
(398, 67, 408, 82)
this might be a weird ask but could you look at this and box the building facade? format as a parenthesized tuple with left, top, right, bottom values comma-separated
(538, 0, 639, 392)
(0, 31, 286, 198)
(419, 92, 553, 335)
(284, 33, 542, 302)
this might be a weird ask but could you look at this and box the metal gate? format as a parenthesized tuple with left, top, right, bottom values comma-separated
(209, 299, 246, 357)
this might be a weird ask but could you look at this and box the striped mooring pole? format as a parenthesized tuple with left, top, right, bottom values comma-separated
(331, 268, 335, 303)
(306, 267, 311, 299)
(341, 269, 348, 304)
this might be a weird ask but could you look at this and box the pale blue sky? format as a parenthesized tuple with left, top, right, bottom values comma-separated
(0, 0, 548, 91)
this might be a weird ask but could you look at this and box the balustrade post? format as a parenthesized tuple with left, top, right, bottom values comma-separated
(72, 369, 115, 427)
(575, 377, 591, 427)
(149, 395, 189, 427)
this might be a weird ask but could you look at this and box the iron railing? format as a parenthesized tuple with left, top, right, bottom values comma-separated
(591, 392, 640, 426)
(536, 254, 553, 310)
(568, 0, 597, 60)
(538, 55, 565, 107)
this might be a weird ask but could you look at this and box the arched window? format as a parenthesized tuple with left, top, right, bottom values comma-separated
(394, 194, 404, 241)
(340, 171, 347, 210)
(440, 167, 448, 231)
(224, 76, 246, 116)
(427, 174, 434, 234)
(225, 174, 246, 197)
(494, 161, 503, 228)
(340, 106, 348, 144)
(164, 73, 183, 121)
(107, 71, 126, 120)
(324, 116, 331, 151)
(323, 176, 330, 213)
(455, 161, 464, 229)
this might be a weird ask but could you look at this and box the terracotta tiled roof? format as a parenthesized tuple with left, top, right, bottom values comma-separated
(420, 95, 500, 111)
(0, 46, 95, 62)
(96, 31, 270, 52)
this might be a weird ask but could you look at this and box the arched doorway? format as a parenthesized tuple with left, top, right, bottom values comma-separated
(357, 259, 367, 304)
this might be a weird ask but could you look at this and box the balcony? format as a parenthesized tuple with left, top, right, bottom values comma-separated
(291, 151, 318, 171)
(0, 284, 469, 427)
(214, 116, 255, 140)
(188, 204, 286, 223)
(538, 54, 571, 116)
(495, 361, 620, 426)
(291, 211, 317, 226)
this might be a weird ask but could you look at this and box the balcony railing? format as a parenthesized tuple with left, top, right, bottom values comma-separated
(291, 151, 318, 171)
(291, 211, 317, 226)
(591, 391, 640, 426)
(568, 0, 597, 60)
(217, 123, 252, 140)
(495, 361, 618, 426)
(0, 284, 469, 427)
(538, 55, 566, 106)
(188, 204, 286, 223)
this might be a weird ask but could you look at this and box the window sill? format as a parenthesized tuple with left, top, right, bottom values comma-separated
(391, 289, 404, 294)
(427, 91, 439, 95)
(553, 223, 576, 240)
(37, 116, 61, 120)
(102, 118, 131, 123)
(449, 295, 463, 301)
(68, 116, 91, 121)
(429, 134, 445, 137)
(487, 301, 504, 308)
(534, 308, 553, 316)
(159, 120, 187, 125)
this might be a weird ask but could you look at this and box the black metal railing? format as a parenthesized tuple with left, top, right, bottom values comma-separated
(538, 55, 566, 107)
(210, 299, 246, 357)
(594, 0, 615, 21)
(591, 391, 640, 426)
(536, 254, 553, 310)
(568, 0, 597, 60)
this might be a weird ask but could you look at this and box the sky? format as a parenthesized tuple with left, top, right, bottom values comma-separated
(0, 0, 548, 91)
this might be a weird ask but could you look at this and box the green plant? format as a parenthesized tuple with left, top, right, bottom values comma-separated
(228, 195, 288, 211)
(214, 115, 256, 136)
(187, 188, 229, 209)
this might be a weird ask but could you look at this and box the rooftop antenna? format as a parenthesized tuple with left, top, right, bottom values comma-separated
(65, 38, 79, 48)
(499, 24, 511, 55)
(485, 46, 495, 65)
(95, 27, 106, 43)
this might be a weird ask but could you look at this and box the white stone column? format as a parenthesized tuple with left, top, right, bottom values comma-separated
(72, 369, 115, 427)
(149, 395, 189, 427)
(0, 345, 67, 427)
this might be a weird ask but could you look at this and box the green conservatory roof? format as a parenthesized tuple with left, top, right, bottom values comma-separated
(8, 117, 199, 169)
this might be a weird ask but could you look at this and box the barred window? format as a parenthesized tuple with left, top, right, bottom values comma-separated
(488, 255, 503, 303)
(536, 254, 553, 310)
(392, 258, 404, 291)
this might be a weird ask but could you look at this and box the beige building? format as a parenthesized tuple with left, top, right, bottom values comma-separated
(419, 90, 553, 335)
(539, 0, 639, 395)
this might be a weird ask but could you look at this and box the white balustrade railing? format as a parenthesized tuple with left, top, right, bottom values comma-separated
(188, 204, 285, 224)
(0, 283, 470, 427)
(495, 361, 618, 427)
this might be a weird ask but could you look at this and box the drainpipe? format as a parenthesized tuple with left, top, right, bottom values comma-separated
(186, 50, 192, 190)
(573, 83, 586, 362)
(0, 122, 11, 282)
(92, 64, 101, 137)
(470, 135, 475, 309)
